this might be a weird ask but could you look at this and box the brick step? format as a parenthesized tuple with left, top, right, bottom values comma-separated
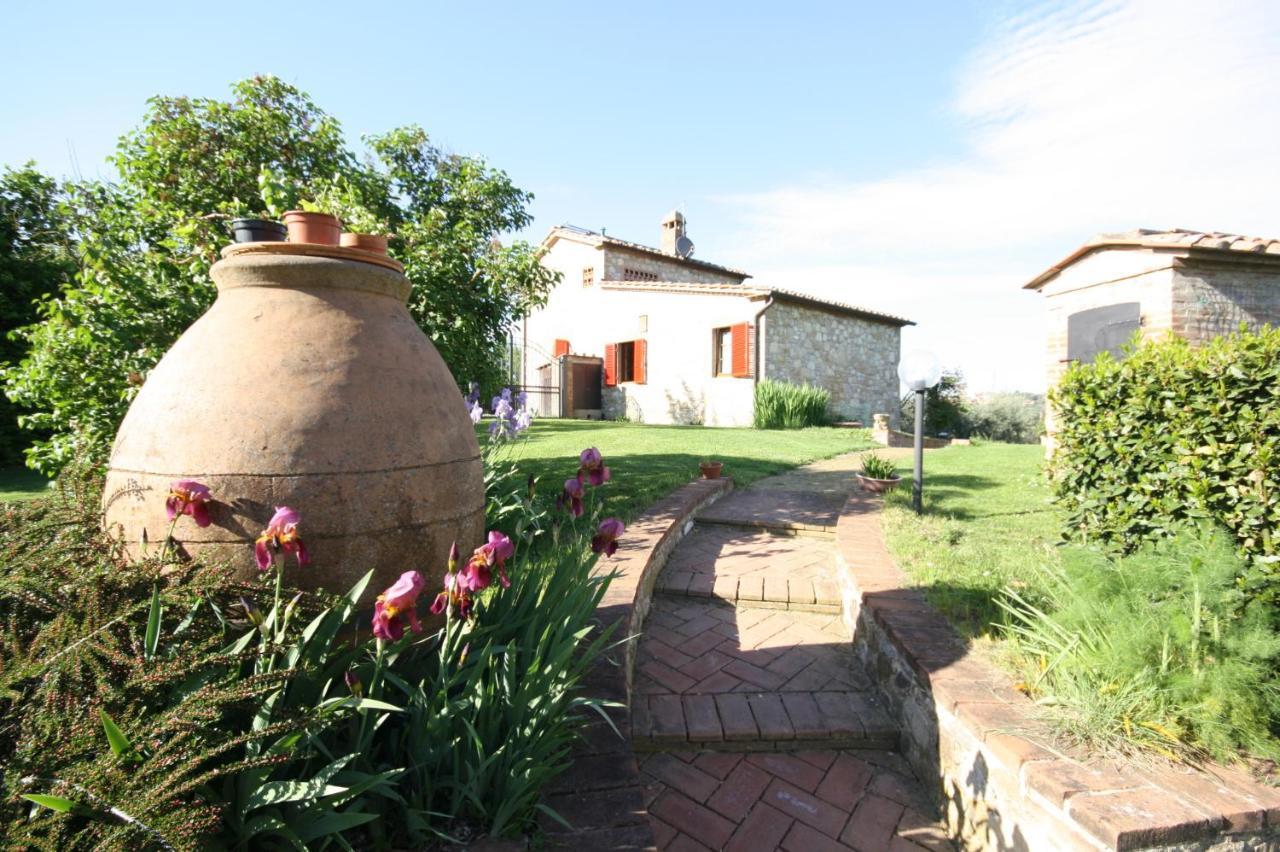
(694, 517, 835, 538)
(695, 489, 843, 535)
(655, 523, 842, 614)
(654, 586, 841, 614)
(632, 690, 899, 752)
(635, 599, 897, 752)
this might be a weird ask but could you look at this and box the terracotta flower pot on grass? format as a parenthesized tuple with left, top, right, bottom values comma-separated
(340, 233, 388, 255)
(283, 210, 341, 246)
(856, 473, 902, 494)
(700, 461, 723, 480)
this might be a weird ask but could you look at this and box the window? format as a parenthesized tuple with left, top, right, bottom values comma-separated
(622, 268, 659, 282)
(582, 267, 594, 288)
(604, 339, 647, 385)
(713, 327, 733, 375)
(713, 323, 753, 378)
(1067, 303, 1141, 364)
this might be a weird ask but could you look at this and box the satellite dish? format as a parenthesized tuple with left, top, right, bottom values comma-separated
(675, 235, 695, 258)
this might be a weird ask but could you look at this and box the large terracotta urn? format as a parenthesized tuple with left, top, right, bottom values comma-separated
(103, 243, 484, 599)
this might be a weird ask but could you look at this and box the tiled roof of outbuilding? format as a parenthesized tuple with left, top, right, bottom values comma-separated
(1024, 228, 1280, 290)
(599, 279, 914, 327)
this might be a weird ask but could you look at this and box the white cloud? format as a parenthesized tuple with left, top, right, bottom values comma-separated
(718, 0, 1280, 392)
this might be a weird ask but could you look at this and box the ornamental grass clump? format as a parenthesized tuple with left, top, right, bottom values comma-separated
(6, 444, 626, 848)
(997, 524, 1280, 764)
(753, 379, 831, 429)
(859, 453, 898, 480)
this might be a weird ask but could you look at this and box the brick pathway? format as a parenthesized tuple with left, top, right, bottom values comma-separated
(632, 451, 951, 851)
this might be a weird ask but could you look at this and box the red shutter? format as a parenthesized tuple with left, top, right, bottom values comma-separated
(554, 338, 570, 358)
(633, 339, 647, 384)
(731, 322, 751, 378)
(603, 343, 618, 386)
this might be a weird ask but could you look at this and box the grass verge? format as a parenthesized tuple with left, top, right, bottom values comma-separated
(0, 467, 51, 502)
(492, 420, 877, 521)
(880, 442, 1060, 640)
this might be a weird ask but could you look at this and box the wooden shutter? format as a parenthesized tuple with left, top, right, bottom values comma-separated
(554, 338, 570, 358)
(730, 322, 751, 378)
(603, 343, 618, 386)
(633, 339, 647, 384)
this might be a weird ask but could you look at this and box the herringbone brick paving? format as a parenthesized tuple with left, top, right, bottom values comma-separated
(632, 451, 951, 850)
(641, 749, 952, 852)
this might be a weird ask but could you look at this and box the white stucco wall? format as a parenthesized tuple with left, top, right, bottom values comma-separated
(524, 239, 759, 426)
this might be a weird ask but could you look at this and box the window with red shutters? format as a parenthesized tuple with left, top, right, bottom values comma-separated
(633, 339, 647, 384)
(730, 322, 752, 378)
(604, 340, 646, 384)
(603, 343, 617, 386)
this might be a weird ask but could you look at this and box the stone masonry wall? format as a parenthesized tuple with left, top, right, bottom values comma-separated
(1172, 262, 1280, 344)
(602, 246, 745, 286)
(763, 300, 901, 425)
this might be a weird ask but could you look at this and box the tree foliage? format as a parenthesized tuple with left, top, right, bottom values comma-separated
(0, 165, 73, 464)
(4, 77, 556, 475)
(900, 369, 967, 437)
(966, 392, 1044, 444)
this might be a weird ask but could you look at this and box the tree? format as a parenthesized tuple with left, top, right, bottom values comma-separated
(0, 165, 73, 465)
(900, 369, 967, 437)
(4, 77, 556, 475)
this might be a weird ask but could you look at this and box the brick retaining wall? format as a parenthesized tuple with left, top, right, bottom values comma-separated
(834, 492, 1280, 851)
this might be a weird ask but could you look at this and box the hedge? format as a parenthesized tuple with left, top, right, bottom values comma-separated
(1050, 325, 1279, 588)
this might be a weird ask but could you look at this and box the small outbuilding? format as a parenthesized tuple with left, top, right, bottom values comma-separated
(1025, 228, 1280, 433)
(521, 212, 912, 426)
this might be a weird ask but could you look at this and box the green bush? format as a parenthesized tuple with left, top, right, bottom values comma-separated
(965, 392, 1043, 444)
(753, 379, 830, 429)
(900, 369, 967, 437)
(998, 525, 1280, 763)
(1050, 326, 1280, 593)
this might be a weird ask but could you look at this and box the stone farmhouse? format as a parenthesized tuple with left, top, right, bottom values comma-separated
(1025, 227, 1280, 433)
(520, 212, 912, 427)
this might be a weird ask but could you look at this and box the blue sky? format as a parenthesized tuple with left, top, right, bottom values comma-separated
(5, 1, 1279, 392)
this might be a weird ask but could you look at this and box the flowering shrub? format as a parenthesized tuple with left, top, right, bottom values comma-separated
(6, 444, 624, 848)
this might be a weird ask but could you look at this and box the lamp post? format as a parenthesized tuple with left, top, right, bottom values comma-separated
(898, 350, 941, 515)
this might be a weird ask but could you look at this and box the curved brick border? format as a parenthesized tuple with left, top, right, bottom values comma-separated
(539, 478, 733, 850)
(834, 491, 1280, 851)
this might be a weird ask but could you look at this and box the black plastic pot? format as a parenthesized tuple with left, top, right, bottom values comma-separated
(229, 218, 287, 243)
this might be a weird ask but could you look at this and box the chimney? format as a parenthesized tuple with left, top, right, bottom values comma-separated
(661, 210, 685, 255)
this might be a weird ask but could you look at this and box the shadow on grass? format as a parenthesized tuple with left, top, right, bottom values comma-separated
(912, 582, 1014, 642)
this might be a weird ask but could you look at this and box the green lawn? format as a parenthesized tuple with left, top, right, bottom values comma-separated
(880, 442, 1062, 641)
(493, 420, 877, 521)
(0, 467, 51, 502)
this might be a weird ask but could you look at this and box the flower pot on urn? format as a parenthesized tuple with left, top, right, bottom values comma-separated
(340, 233, 388, 255)
(229, 218, 287, 243)
(700, 461, 723, 480)
(102, 244, 483, 601)
(283, 210, 341, 246)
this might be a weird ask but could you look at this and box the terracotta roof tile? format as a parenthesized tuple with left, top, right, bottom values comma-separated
(599, 280, 913, 326)
(544, 224, 751, 279)
(1025, 228, 1280, 290)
